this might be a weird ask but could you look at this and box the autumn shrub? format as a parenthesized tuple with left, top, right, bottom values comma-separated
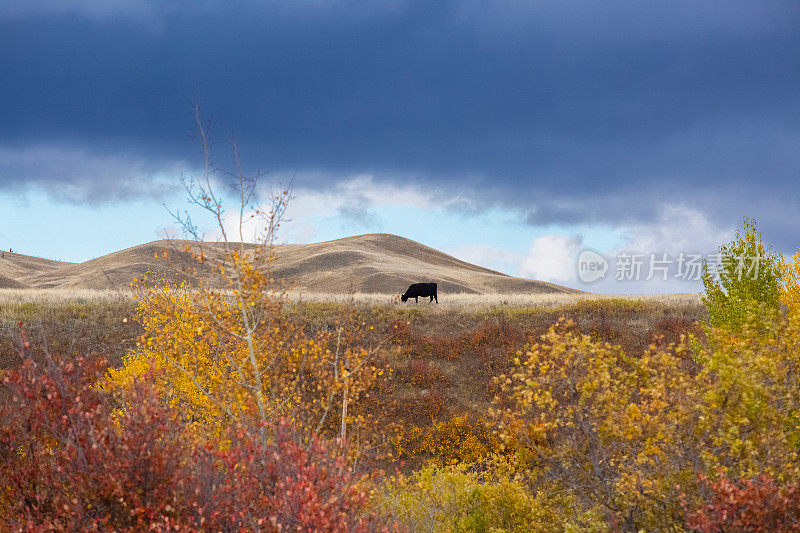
(494, 298, 800, 530)
(393, 413, 503, 467)
(375, 464, 576, 533)
(702, 217, 783, 330)
(467, 317, 524, 374)
(646, 315, 702, 348)
(0, 344, 390, 531)
(0, 354, 197, 531)
(693, 304, 800, 481)
(492, 319, 702, 530)
(395, 388, 448, 423)
(399, 317, 522, 376)
(413, 332, 463, 360)
(198, 421, 391, 532)
(106, 273, 389, 450)
(782, 248, 800, 317)
(687, 474, 800, 532)
(390, 318, 413, 343)
(407, 357, 449, 387)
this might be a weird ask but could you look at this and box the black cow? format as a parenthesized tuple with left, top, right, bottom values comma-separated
(401, 282, 438, 303)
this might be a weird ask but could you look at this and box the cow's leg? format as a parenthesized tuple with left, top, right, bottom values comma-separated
(429, 295, 433, 303)
(415, 296, 419, 303)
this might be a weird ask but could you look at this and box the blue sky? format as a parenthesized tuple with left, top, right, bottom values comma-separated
(1, 1, 798, 292)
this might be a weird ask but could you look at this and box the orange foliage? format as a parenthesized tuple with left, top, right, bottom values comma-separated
(393, 413, 503, 467)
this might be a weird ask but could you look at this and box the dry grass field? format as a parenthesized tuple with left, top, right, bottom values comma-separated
(0, 286, 706, 388)
(287, 290, 700, 308)
(0, 287, 699, 306)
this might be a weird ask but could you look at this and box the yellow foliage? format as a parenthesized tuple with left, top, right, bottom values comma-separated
(493, 310, 800, 530)
(374, 463, 582, 533)
(696, 305, 800, 481)
(781, 248, 800, 317)
(393, 413, 504, 466)
(493, 320, 700, 528)
(106, 252, 389, 448)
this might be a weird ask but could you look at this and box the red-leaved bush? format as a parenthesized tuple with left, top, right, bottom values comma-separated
(687, 474, 800, 532)
(0, 337, 391, 531)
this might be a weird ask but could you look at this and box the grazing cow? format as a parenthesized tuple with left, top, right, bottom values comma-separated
(401, 282, 438, 303)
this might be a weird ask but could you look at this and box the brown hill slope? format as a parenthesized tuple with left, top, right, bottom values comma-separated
(0, 250, 67, 286)
(0, 234, 579, 294)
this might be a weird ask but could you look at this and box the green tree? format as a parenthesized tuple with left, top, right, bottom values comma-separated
(702, 217, 782, 329)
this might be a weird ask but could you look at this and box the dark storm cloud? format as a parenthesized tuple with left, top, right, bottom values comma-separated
(0, 143, 183, 203)
(1, 1, 799, 245)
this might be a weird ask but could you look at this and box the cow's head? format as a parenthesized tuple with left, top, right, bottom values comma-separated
(401, 294, 408, 302)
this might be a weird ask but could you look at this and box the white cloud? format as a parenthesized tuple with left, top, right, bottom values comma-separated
(618, 204, 734, 255)
(584, 204, 735, 293)
(472, 204, 735, 293)
(274, 175, 459, 243)
(519, 234, 584, 283)
(203, 175, 440, 244)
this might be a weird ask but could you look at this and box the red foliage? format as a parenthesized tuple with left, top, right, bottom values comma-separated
(390, 320, 412, 343)
(0, 355, 193, 531)
(646, 316, 702, 347)
(467, 318, 523, 373)
(408, 358, 448, 387)
(205, 423, 385, 532)
(0, 344, 392, 531)
(401, 318, 522, 371)
(687, 474, 800, 533)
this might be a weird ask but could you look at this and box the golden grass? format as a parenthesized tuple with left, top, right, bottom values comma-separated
(0, 288, 701, 311)
(0, 287, 700, 309)
(286, 290, 701, 309)
(0, 288, 133, 304)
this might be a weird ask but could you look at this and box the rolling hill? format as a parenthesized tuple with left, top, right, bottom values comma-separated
(0, 234, 579, 294)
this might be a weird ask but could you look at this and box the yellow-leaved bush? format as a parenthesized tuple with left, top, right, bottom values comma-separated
(782, 248, 800, 317)
(492, 308, 800, 531)
(106, 250, 390, 448)
(695, 304, 800, 481)
(492, 319, 701, 530)
(374, 463, 597, 533)
(391, 413, 504, 467)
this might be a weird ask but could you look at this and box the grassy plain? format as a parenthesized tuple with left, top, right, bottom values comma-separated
(0, 288, 706, 462)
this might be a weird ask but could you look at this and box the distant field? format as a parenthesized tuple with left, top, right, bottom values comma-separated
(287, 290, 701, 308)
(0, 287, 700, 308)
(0, 288, 131, 303)
(1, 287, 706, 375)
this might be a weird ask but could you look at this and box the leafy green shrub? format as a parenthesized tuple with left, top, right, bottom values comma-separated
(374, 464, 579, 533)
(702, 217, 782, 330)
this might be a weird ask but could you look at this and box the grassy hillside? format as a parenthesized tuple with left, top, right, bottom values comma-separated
(0, 234, 579, 294)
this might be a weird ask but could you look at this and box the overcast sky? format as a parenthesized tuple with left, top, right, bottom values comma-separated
(1, 0, 798, 292)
